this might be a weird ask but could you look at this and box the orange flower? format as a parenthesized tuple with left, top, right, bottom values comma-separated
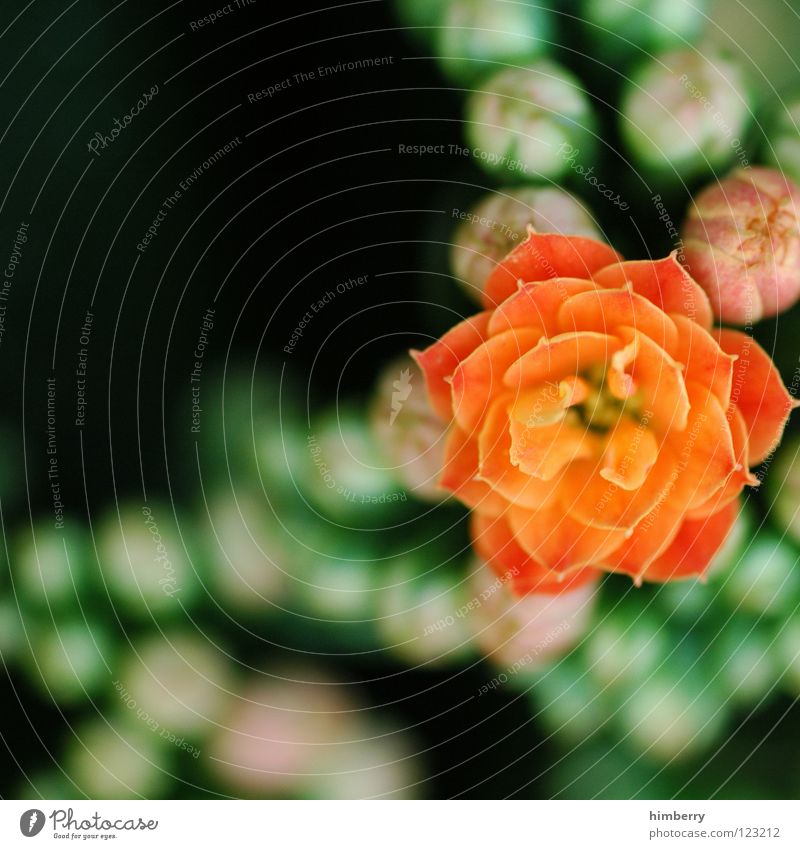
(412, 231, 796, 595)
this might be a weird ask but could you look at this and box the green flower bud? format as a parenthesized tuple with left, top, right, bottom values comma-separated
(391, 0, 449, 47)
(776, 616, 800, 697)
(710, 618, 779, 706)
(98, 503, 200, 617)
(585, 604, 669, 691)
(450, 187, 603, 302)
(582, 0, 709, 59)
(12, 521, 90, 611)
(532, 655, 612, 743)
(766, 431, 800, 545)
(722, 533, 800, 619)
(376, 554, 476, 667)
(115, 631, 232, 738)
(435, 0, 552, 84)
(203, 488, 292, 614)
(620, 49, 752, 179)
(27, 619, 114, 705)
(466, 60, 597, 182)
(301, 405, 406, 523)
(66, 719, 169, 799)
(617, 661, 730, 761)
(764, 98, 800, 184)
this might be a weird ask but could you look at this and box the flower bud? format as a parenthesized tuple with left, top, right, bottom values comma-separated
(376, 553, 477, 667)
(620, 49, 752, 179)
(435, 0, 552, 84)
(710, 617, 777, 706)
(369, 356, 448, 502)
(450, 187, 603, 302)
(532, 656, 611, 743)
(27, 619, 113, 706)
(391, 0, 449, 47)
(67, 719, 168, 799)
(764, 98, 800, 184)
(768, 431, 800, 544)
(682, 167, 800, 323)
(722, 532, 800, 618)
(616, 661, 730, 761)
(467, 556, 598, 674)
(301, 405, 405, 523)
(466, 60, 596, 182)
(582, 0, 709, 60)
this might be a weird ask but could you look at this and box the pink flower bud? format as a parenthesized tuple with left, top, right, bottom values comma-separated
(682, 167, 800, 323)
(369, 355, 448, 502)
(450, 187, 602, 303)
(466, 557, 598, 670)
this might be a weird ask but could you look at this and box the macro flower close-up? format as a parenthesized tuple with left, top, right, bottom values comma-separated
(414, 232, 795, 594)
(5, 0, 800, 827)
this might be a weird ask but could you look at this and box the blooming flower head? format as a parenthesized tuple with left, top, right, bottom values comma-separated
(412, 231, 795, 595)
(682, 167, 800, 324)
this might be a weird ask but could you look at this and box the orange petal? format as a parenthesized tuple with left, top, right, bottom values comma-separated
(411, 311, 491, 420)
(507, 503, 628, 574)
(642, 500, 739, 582)
(470, 512, 602, 596)
(559, 448, 674, 532)
(488, 277, 598, 337)
(504, 332, 621, 392)
(600, 415, 660, 490)
(600, 497, 686, 582)
(508, 379, 585, 428)
(667, 313, 734, 407)
(440, 425, 507, 516)
(451, 329, 541, 432)
(478, 398, 557, 510)
(558, 288, 679, 352)
(615, 327, 690, 434)
(593, 253, 713, 330)
(484, 231, 622, 307)
(686, 406, 757, 520)
(715, 328, 796, 465)
(667, 381, 737, 511)
(509, 416, 600, 481)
